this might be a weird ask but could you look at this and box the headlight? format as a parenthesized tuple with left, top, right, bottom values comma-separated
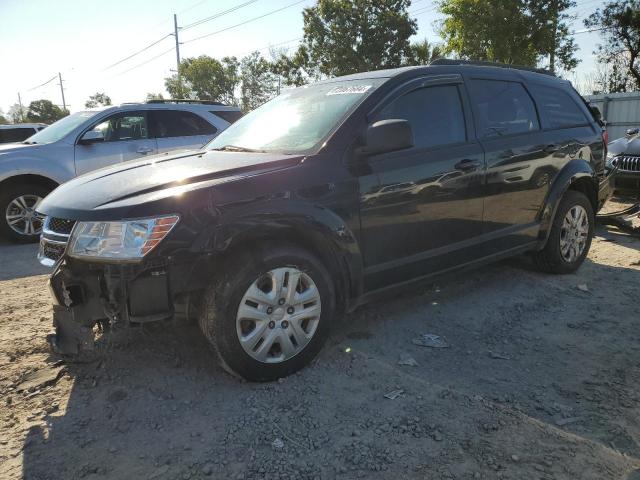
(68, 215, 179, 261)
(605, 152, 615, 167)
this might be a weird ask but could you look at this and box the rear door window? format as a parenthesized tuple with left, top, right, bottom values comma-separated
(468, 79, 540, 137)
(374, 84, 467, 149)
(150, 110, 217, 138)
(528, 84, 589, 129)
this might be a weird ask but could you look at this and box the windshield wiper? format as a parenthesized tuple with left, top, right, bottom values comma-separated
(212, 145, 267, 153)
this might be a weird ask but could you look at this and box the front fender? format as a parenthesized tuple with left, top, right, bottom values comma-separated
(537, 159, 597, 247)
(200, 199, 364, 308)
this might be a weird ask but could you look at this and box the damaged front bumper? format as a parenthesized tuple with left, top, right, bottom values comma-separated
(46, 257, 203, 355)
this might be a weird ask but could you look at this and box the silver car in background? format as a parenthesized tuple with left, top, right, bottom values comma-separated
(0, 100, 242, 242)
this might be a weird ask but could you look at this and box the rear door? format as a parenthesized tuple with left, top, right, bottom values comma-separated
(149, 110, 218, 153)
(358, 76, 486, 291)
(75, 111, 157, 175)
(465, 75, 555, 251)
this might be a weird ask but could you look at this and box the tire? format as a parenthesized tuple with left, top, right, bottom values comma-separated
(533, 190, 594, 274)
(199, 244, 335, 382)
(0, 183, 50, 243)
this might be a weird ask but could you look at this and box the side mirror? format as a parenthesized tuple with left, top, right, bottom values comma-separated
(359, 119, 413, 157)
(79, 130, 104, 145)
(626, 127, 639, 136)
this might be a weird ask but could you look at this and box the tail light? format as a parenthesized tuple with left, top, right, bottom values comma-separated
(602, 129, 608, 161)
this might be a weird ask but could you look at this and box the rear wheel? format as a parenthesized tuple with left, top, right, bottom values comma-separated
(0, 183, 50, 243)
(534, 190, 594, 274)
(199, 245, 335, 381)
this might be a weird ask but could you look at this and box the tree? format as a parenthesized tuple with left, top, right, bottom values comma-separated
(585, 0, 640, 88)
(273, 0, 417, 85)
(84, 92, 112, 108)
(0, 109, 8, 125)
(7, 103, 28, 123)
(239, 51, 278, 111)
(27, 100, 69, 124)
(145, 92, 165, 101)
(404, 39, 442, 66)
(165, 55, 240, 104)
(438, 0, 579, 71)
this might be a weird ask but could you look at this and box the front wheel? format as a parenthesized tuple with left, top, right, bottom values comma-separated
(0, 183, 50, 243)
(533, 190, 594, 274)
(199, 245, 335, 381)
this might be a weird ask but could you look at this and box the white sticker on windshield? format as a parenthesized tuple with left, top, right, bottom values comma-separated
(326, 85, 372, 95)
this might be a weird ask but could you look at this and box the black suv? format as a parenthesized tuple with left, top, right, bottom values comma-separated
(37, 61, 609, 381)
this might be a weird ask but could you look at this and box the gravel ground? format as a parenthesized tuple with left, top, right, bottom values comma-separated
(1, 200, 639, 480)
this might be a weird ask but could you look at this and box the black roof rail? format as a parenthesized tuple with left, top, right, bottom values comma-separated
(429, 58, 555, 76)
(145, 99, 227, 106)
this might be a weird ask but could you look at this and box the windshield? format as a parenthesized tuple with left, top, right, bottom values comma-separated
(26, 111, 99, 144)
(207, 79, 385, 154)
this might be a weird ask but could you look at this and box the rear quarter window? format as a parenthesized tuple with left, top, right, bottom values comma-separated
(211, 110, 243, 124)
(528, 84, 589, 129)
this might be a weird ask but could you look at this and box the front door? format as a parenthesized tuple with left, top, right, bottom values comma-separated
(358, 78, 486, 292)
(75, 111, 157, 175)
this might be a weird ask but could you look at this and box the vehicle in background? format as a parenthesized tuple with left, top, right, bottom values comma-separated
(0, 123, 47, 144)
(606, 128, 640, 197)
(37, 61, 608, 381)
(0, 100, 242, 242)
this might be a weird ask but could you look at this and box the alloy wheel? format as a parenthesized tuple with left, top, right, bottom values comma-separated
(5, 194, 43, 236)
(559, 204, 589, 263)
(236, 267, 322, 364)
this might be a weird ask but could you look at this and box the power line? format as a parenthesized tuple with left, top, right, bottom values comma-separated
(181, 0, 259, 30)
(112, 47, 176, 77)
(183, 0, 307, 45)
(102, 33, 172, 71)
(27, 75, 57, 91)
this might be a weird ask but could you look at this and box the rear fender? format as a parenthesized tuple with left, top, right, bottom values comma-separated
(537, 159, 597, 248)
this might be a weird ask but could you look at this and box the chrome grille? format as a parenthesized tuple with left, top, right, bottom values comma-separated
(48, 217, 76, 235)
(612, 155, 640, 172)
(38, 216, 75, 267)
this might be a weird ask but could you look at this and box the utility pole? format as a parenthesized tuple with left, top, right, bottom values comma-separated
(549, 0, 558, 75)
(58, 72, 67, 111)
(173, 14, 182, 97)
(17, 92, 25, 122)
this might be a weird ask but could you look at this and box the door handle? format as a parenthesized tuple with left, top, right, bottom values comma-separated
(454, 159, 482, 172)
(543, 144, 560, 154)
(137, 146, 153, 154)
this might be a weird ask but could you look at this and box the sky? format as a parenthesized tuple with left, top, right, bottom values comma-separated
(0, 0, 606, 118)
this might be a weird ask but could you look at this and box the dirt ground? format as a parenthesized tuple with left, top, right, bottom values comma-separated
(1, 201, 640, 480)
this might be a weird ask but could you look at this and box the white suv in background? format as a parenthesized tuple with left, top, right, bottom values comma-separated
(0, 123, 47, 144)
(0, 100, 242, 242)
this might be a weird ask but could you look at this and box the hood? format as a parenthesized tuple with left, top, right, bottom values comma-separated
(608, 134, 640, 156)
(37, 149, 304, 220)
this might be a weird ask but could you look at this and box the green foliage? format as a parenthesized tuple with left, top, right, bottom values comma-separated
(585, 0, 640, 89)
(84, 92, 112, 108)
(7, 104, 27, 123)
(0, 110, 7, 125)
(239, 51, 278, 112)
(165, 55, 240, 104)
(438, 0, 579, 71)
(273, 0, 417, 85)
(404, 39, 443, 66)
(26, 100, 68, 124)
